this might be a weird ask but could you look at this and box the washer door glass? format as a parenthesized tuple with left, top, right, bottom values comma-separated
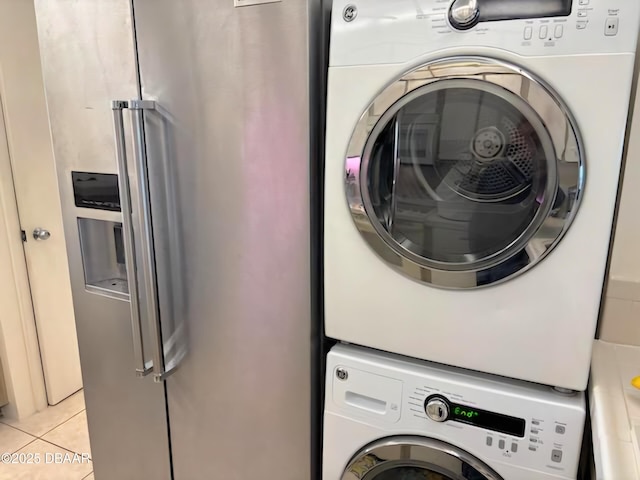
(342, 437, 503, 480)
(346, 58, 583, 289)
(368, 464, 488, 479)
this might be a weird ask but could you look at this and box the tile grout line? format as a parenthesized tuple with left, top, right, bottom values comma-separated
(37, 435, 92, 461)
(39, 410, 92, 460)
(0, 422, 41, 438)
(12, 436, 38, 454)
(38, 436, 92, 460)
(38, 409, 87, 439)
(0, 391, 86, 437)
(0, 421, 38, 438)
(1, 405, 86, 439)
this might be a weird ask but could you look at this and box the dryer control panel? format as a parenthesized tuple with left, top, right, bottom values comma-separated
(327, 344, 586, 479)
(330, 0, 640, 66)
(447, 0, 572, 31)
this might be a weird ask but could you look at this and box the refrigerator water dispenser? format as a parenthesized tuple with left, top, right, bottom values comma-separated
(73, 171, 128, 297)
(78, 218, 128, 297)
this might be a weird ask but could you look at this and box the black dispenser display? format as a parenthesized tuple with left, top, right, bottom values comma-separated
(72, 171, 121, 211)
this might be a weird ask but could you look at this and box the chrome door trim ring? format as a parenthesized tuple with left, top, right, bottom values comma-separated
(345, 56, 585, 289)
(341, 435, 504, 480)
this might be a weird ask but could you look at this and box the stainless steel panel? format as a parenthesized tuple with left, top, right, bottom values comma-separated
(33, 2, 171, 479)
(132, 0, 314, 478)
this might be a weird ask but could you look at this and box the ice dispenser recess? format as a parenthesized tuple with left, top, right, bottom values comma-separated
(73, 171, 128, 297)
(78, 218, 128, 297)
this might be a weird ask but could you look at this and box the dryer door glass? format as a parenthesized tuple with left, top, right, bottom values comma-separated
(367, 81, 550, 265)
(346, 58, 583, 288)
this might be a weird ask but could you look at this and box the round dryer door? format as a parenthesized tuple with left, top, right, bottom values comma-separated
(345, 57, 584, 288)
(342, 436, 503, 480)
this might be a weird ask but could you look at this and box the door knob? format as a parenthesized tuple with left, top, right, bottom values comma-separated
(33, 228, 51, 241)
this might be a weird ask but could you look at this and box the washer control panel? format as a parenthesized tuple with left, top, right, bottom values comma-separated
(406, 378, 584, 475)
(327, 345, 586, 479)
(330, 0, 640, 66)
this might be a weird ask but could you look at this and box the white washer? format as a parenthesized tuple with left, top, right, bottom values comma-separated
(324, 0, 640, 390)
(323, 344, 586, 480)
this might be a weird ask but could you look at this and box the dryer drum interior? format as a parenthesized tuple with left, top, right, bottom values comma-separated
(345, 57, 584, 289)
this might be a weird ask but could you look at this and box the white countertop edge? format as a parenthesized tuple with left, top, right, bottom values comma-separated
(590, 340, 640, 480)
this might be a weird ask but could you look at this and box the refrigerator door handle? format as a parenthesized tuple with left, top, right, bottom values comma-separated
(129, 99, 178, 383)
(111, 100, 152, 378)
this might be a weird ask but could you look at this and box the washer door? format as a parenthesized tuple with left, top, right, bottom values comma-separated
(346, 57, 583, 289)
(342, 436, 503, 480)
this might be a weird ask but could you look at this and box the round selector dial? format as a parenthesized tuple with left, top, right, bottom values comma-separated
(425, 397, 450, 422)
(448, 0, 480, 30)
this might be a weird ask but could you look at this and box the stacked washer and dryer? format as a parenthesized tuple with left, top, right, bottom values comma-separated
(322, 0, 640, 479)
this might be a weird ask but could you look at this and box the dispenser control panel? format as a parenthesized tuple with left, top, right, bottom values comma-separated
(72, 171, 120, 211)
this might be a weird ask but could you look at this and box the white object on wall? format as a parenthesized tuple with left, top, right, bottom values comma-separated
(590, 340, 640, 479)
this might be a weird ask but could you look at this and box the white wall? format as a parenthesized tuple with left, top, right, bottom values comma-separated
(600, 68, 640, 346)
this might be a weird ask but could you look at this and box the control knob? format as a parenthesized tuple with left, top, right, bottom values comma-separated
(449, 0, 480, 30)
(425, 397, 449, 422)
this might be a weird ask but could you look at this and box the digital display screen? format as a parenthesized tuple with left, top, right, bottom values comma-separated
(480, 0, 572, 23)
(72, 171, 120, 212)
(449, 402, 526, 437)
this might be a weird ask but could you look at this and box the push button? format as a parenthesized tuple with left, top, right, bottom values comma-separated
(605, 17, 619, 36)
(498, 439, 505, 449)
(539, 25, 548, 39)
(486, 436, 493, 446)
(579, 0, 589, 4)
(511, 443, 518, 452)
(524, 26, 533, 40)
(554, 25, 564, 38)
(577, 10, 588, 17)
(551, 449, 563, 463)
(555, 425, 566, 434)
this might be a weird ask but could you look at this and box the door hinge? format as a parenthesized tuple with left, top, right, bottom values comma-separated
(21, 230, 27, 242)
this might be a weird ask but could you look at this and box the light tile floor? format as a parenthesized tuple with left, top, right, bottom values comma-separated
(0, 390, 93, 479)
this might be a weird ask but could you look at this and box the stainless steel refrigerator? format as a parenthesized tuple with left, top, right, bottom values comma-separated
(33, 1, 323, 478)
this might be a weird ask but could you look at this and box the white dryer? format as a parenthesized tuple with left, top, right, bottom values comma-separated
(324, 0, 640, 390)
(323, 344, 586, 480)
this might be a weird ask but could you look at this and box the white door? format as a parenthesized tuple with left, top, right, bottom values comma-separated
(0, 0, 82, 405)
